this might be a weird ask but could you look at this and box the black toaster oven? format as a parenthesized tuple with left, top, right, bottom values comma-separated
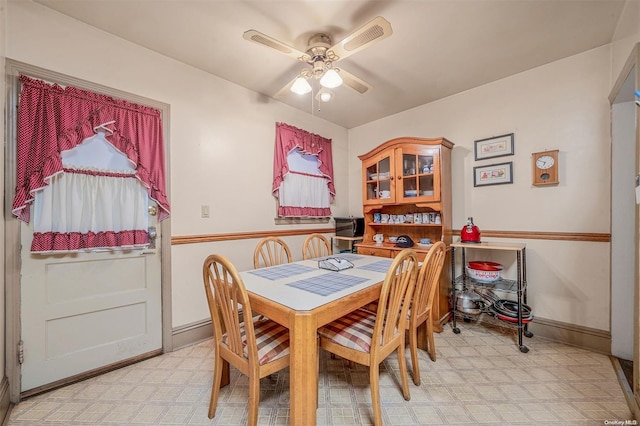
(334, 217, 364, 237)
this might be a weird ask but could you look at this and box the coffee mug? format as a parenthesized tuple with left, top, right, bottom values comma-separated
(373, 213, 381, 223)
(373, 233, 384, 244)
(379, 190, 391, 199)
(381, 214, 390, 223)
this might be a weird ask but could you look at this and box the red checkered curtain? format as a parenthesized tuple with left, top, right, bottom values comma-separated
(13, 75, 170, 252)
(272, 122, 335, 217)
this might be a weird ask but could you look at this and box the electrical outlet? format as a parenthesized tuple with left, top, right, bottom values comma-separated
(201, 205, 210, 218)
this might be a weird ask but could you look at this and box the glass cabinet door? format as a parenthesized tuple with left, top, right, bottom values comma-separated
(398, 148, 440, 202)
(364, 155, 393, 204)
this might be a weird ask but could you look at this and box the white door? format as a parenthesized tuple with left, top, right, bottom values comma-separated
(19, 202, 163, 393)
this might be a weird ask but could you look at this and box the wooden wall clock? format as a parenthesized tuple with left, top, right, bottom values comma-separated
(532, 149, 559, 186)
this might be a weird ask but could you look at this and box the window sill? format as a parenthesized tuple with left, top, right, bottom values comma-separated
(274, 217, 331, 225)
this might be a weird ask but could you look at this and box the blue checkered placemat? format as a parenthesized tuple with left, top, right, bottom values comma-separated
(358, 259, 393, 273)
(248, 263, 316, 280)
(286, 273, 369, 297)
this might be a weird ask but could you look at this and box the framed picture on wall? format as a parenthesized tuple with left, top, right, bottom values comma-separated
(473, 162, 513, 187)
(474, 133, 515, 160)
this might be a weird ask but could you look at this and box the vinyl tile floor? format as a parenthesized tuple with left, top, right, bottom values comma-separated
(6, 321, 635, 425)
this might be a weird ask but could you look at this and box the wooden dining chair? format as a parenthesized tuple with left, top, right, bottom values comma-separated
(318, 248, 419, 426)
(302, 233, 331, 259)
(408, 241, 447, 385)
(253, 236, 293, 269)
(202, 254, 290, 425)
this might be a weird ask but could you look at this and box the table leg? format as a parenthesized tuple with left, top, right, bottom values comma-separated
(289, 311, 317, 425)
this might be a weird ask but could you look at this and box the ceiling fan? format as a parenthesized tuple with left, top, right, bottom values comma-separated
(243, 16, 392, 101)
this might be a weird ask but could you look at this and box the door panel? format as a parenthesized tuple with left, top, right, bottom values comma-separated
(20, 204, 162, 392)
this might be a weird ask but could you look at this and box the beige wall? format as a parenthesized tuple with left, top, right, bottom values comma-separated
(348, 46, 613, 330)
(5, 1, 348, 328)
(4, 0, 639, 338)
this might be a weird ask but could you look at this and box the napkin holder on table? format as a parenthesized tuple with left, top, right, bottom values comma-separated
(318, 258, 354, 271)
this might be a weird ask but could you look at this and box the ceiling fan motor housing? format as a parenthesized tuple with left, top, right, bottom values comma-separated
(303, 33, 335, 78)
(307, 33, 332, 49)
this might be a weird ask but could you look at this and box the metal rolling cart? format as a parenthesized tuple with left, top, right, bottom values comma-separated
(450, 241, 533, 353)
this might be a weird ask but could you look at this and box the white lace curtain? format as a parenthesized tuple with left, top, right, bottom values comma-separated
(31, 132, 150, 253)
(277, 169, 332, 217)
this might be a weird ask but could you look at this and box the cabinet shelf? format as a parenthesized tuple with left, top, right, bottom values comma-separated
(402, 172, 435, 178)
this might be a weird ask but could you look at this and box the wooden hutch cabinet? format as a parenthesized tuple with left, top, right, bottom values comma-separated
(355, 136, 454, 331)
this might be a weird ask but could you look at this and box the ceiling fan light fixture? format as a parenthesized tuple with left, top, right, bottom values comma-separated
(320, 68, 343, 88)
(244, 17, 392, 101)
(291, 76, 312, 94)
(316, 88, 334, 102)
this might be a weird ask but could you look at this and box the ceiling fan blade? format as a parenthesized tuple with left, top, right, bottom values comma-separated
(338, 68, 373, 95)
(243, 29, 308, 61)
(329, 16, 393, 61)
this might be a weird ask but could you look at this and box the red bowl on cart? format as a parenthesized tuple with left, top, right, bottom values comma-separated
(468, 261, 503, 270)
(467, 261, 503, 282)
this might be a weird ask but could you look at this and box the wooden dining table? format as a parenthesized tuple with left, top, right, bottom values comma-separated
(225, 253, 428, 425)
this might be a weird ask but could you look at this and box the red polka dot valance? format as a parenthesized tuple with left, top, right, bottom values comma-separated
(13, 75, 170, 223)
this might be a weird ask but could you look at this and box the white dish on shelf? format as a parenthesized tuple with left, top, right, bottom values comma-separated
(466, 266, 501, 282)
(369, 173, 377, 180)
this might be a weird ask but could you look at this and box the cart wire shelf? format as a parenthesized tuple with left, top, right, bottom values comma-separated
(454, 308, 533, 329)
(453, 276, 522, 293)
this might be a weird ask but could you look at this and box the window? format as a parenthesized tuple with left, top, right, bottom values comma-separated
(272, 123, 334, 218)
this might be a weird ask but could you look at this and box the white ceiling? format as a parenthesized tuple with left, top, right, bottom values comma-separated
(34, 0, 626, 129)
